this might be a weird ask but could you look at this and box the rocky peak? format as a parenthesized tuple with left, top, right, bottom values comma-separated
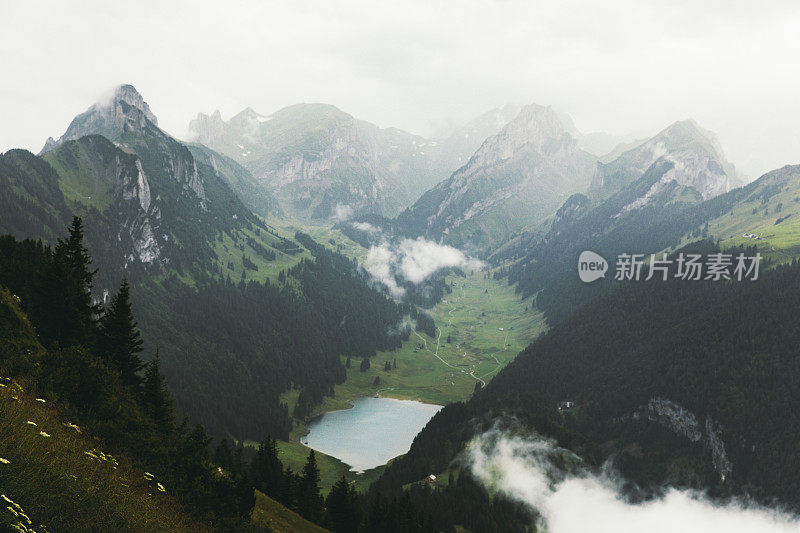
(592, 118, 737, 204)
(40, 84, 158, 153)
(111, 84, 158, 125)
(188, 110, 226, 146)
(469, 104, 577, 168)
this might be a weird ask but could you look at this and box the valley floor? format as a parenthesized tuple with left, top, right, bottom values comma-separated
(272, 267, 547, 492)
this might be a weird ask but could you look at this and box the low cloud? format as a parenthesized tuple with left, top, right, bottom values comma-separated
(465, 430, 800, 533)
(350, 221, 380, 234)
(333, 204, 353, 222)
(396, 237, 483, 284)
(386, 314, 415, 336)
(364, 244, 405, 298)
(363, 237, 483, 298)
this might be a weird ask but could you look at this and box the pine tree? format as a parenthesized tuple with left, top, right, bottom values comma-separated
(297, 450, 323, 522)
(213, 439, 234, 470)
(251, 436, 284, 499)
(40, 216, 99, 347)
(142, 351, 175, 428)
(325, 476, 362, 532)
(97, 279, 144, 388)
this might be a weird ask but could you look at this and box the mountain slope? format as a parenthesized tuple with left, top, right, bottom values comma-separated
(507, 163, 800, 324)
(431, 103, 522, 178)
(375, 244, 800, 513)
(189, 104, 438, 220)
(2, 85, 288, 292)
(397, 104, 597, 250)
(590, 119, 741, 204)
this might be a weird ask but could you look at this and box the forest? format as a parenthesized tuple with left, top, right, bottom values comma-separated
(375, 240, 800, 512)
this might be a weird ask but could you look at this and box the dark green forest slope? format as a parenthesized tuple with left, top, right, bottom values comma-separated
(376, 242, 800, 516)
(505, 164, 800, 324)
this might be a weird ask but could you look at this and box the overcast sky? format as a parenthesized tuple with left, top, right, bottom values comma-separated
(1, 0, 799, 177)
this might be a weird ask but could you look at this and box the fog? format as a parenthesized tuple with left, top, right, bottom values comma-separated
(2, 1, 800, 177)
(363, 236, 483, 297)
(466, 429, 800, 533)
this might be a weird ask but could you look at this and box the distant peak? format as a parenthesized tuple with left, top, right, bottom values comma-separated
(103, 84, 158, 125)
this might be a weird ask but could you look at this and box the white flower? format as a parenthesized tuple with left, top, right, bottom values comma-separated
(26, 421, 37, 426)
(39, 431, 50, 438)
(0, 458, 9, 464)
(157, 483, 165, 492)
(35, 398, 46, 403)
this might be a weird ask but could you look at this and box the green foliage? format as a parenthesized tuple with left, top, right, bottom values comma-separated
(0, 223, 256, 529)
(97, 279, 144, 388)
(325, 476, 361, 532)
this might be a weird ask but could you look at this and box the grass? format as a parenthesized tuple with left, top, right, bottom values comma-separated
(211, 224, 309, 284)
(300, 270, 547, 411)
(252, 491, 329, 533)
(675, 180, 800, 265)
(274, 270, 548, 492)
(0, 377, 207, 532)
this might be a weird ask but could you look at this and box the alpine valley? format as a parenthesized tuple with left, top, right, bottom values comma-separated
(2, 82, 800, 533)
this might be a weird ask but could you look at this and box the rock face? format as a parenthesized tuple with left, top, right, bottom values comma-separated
(33, 84, 254, 273)
(397, 104, 598, 249)
(640, 398, 732, 481)
(190, 104, 444, 220)
(40, 85, 158, 153)
(432, 103, 522, 176)
(590, 119, 741, 214)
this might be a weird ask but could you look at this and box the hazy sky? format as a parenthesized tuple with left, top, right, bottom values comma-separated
(1, 0, 799, 177)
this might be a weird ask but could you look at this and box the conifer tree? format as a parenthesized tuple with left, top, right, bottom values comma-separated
(297, 450, 323, 522)
(325, 476, 362, 532)
(213, 439, 234, 470)
(142, 351, 175, 428)
(250, 436, 284, 499)
(97, 279, 144, 388)
(40, 216, 99, 347)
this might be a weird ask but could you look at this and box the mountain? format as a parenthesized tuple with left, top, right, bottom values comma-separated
(504, 159, 800, 327)
(590, 119, 741, 205)
(374, 243, 800, 523)
(2, 85, 281, 290)
(189, 104, 442, 220)
(396, 104, 598, 250)
(578, 131, 646, 161)
(431, 103, 522, 177)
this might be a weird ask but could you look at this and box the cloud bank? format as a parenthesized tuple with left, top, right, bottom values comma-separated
(466, 430, 800, 533)
(363, 237, 483, 298)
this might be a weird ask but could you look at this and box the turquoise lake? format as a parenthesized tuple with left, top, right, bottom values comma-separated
(302, 397, 442, 472)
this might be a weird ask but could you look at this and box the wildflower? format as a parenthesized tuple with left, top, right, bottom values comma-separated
(0, 383, 6, 387)
(157, 483, 165, 492)
(39, 431, 50, 438)
(1, 494, 12, 503)
(144, 472, 154, 480)
(26, 421, 37, 426)
(35, 398, 46, 403)
(0, 458, 9, 464)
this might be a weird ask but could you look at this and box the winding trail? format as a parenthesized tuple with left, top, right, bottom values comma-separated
(412, 277, 517, 388)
